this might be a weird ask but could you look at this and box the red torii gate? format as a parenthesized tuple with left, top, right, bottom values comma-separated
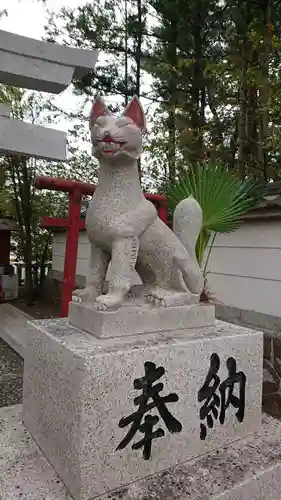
(35, 175, 168, 317)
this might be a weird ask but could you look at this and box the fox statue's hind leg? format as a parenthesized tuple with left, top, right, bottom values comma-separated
(136, 197, 204, 307)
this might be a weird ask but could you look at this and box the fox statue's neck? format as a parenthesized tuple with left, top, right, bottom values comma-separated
(96, 157, 143, 200)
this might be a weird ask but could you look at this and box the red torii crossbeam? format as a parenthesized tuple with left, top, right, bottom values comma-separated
(35, 175, 168, 317)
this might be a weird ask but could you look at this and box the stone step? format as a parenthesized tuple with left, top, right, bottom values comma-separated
(0, 304, 32, 357)
(0, 303, 31, 320)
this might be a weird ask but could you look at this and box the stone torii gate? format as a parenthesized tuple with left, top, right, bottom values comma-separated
(0, 28, 98, 300)
(0, 29, 98, 159)
(35, 175, 168, 317)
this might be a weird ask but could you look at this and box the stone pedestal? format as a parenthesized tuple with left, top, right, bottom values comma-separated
(23, 308, 263, 500)
(68, 301, 215, 337)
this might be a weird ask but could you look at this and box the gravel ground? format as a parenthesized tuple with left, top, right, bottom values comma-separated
(0, 298, 58, 408)
(0, 338, 23, 407)
(6, 297, 60, 320)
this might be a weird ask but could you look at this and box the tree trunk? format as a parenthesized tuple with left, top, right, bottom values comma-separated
(135, 0, 143, 181)
(8, 156, 34, 304)
(39, 233, 51, 291)
(207, 81, 225, 161)
(135, 0, 142, 99)
(22, 158, 34, 303)
(124, 0, 129, 106)
(23, 243, 34, 304)
(191, 4, 205, 161)
(167, 106, 176, 183)
(237, 40, 248, 179)
(259, 0, 271, 182)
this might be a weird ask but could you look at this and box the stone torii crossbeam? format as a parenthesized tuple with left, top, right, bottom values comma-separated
(0, 29, 98, 160)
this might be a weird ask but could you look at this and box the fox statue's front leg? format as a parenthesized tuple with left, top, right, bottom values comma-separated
(94, 237, 139, 310)
(94, 200, 157, 311)
(72, 243, 110, 304)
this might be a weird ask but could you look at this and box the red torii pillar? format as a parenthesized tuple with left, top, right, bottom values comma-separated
(35, 175, 168, 317)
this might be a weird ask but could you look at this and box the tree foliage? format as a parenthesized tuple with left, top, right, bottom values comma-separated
(44, 0, 149, 104)
(145, 0, 281, 185)
(43, 0, 281, 188)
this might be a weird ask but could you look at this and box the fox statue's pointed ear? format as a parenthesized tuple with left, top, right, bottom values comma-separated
(123, 96, 146, 131)
(89, 96, 109, 129)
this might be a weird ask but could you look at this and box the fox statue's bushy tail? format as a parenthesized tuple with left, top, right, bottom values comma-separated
(173, 196, 203, 295)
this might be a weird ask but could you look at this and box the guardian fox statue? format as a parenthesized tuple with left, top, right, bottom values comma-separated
(73, 96, 203, 310)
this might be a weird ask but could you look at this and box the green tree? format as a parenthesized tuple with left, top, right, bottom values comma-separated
(44, 0, 150, 105)
(0, 85, 23, 217)
(146, 0, 281, 185)
(144, 0, 229, 186)
(44, 0, 155, 180)
(22, 0, 281, 194)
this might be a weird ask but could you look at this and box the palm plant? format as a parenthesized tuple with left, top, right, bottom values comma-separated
(167, 162, 265, 286)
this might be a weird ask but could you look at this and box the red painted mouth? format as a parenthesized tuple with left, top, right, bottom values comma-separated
(101, 136, 122, 144)
(98, 135, 126, 154)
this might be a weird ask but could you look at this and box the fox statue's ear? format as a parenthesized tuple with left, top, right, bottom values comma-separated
(89, 96, 110, 129)
(123, 96, 146, 131)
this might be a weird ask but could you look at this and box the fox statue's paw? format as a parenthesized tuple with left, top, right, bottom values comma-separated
(72, 286, 99, 304)
(146, 287, 199, 308)
(94, 289, 127, 311)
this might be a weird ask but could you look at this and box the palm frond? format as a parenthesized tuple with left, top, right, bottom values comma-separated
(167, 162, 265, 267)
(168, 162, 265, 234)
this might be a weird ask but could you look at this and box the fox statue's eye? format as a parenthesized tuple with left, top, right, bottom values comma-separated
(95, 116, 107, 127)
(116, 117, 133, 128)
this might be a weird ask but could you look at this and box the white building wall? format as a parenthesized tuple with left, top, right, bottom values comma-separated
(52, 219, 281, 317)
(206, 220, 281, 317)
(52, 231, 90, 279)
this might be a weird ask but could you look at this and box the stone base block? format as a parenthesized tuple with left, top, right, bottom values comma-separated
(2, 405, 281, 500)
(23, 318, 263, 500)
(68, 301, 215, 338)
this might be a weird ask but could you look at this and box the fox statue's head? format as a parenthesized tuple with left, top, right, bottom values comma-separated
(89, 95, 145, 163)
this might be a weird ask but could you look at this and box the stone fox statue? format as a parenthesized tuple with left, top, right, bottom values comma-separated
(73, 96, 203, 310)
